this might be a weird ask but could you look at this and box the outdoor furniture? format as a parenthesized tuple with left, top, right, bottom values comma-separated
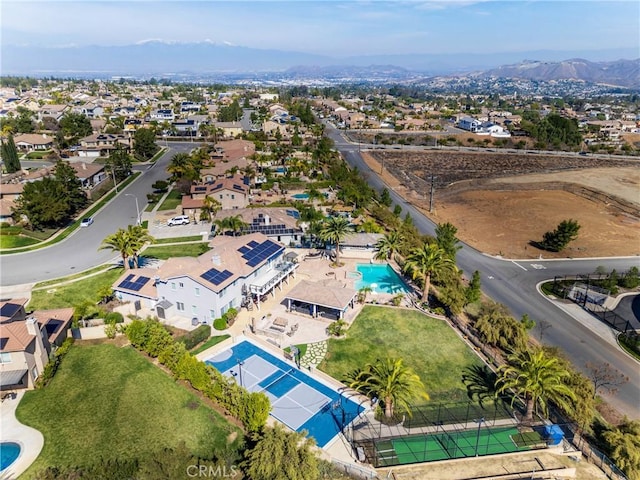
(273, 317, 288, 328)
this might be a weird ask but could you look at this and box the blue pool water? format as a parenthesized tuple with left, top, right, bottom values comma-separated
(356, 263, 409, 294)
(292, 193, 309, 199)
(206, 340, 365, 448)
(0, 442, 20, 472)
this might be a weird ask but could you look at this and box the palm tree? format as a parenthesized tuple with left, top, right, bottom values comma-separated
(461, 364, 499, 408)
(167, 152, 191, 182)
(403, 243, 456, 303)
(348, 357, 428, 419)
(226, 214, 248, 236)
(357, 286, 372, 304)
(374, 230, 404, 262)
(200, 195, 221, 222)
(99, 228, 134, 269)
(127, 224, 154, 268)
(496, 348, 576, 422)
(320, 216, 351, 265)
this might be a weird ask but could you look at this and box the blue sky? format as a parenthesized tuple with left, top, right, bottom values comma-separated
(2, 1, 638, 57)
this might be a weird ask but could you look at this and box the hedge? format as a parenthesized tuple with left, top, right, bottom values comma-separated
(177, 324, 211, 350)
(213, 318, 227, 331)
(124, 318, 269, 433)
(36, 337, 75, 389)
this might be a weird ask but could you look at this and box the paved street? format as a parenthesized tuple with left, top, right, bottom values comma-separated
(326, 124, 640, 419)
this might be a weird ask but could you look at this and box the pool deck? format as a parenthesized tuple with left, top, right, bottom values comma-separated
(0, 390, 44, 478)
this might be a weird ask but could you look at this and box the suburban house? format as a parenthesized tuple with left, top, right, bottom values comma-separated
(0, 183, 23, 224)
(112, 233, 298, 324)
(13, 133, 54, 153)
(78, 133, 129, 157)
(284, 279, 357, 321)
(181, 174, 249, 216)
(457, 116, 482, 132)
(70, 162, 107, 190)
(0, 299, 73, 390)
(150, 109, 175, 122)
(180, 102, 201, 113)
(201, 139, 256, 181)
(213, 121, 243, 138)
(216, 208, 304, 247)
(37, 104, 69, 122)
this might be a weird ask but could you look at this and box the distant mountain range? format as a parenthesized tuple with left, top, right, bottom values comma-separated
(1, 41, 638, 88)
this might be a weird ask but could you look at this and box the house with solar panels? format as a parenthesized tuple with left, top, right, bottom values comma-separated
(111, 233, 297, 326)
(214, 208, 303, 247)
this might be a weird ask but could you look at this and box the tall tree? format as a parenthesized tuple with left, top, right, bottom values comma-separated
(374, 230, 404, 262)
(1, 134, 21, 173)
(347, 357, 428, 419)
(244, 424, 319, 480)
(54, 159, 87, 213)
(199, 195, 221, 222)
(435, 222, 462, 261)
(602, 419, 640, 480)
(403, 243, 456, 303)
(127, 224, 155, 268)
(320, 216, 351, 265)
(12, 176, 69, 229)
(496, 348, 576, 422)
(540, 219, 581, 252)
(59, 112, 92, 144)
(105, 146, 132, 182)
(133, 127, 159, 161)
(99, 228, 134, 269)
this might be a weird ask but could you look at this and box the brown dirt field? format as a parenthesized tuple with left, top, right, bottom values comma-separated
(361, 151, 640, 259)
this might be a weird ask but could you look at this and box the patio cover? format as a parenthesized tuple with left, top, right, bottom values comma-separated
(285, 280, 357, 311)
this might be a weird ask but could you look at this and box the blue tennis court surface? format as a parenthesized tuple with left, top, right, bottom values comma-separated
(205, 340, 365, 447)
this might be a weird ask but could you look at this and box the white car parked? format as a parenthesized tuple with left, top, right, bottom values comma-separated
(167, 215, 190, 226)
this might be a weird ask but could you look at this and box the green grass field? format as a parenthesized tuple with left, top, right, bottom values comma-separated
(153, 235, 204, 244)
(158, 189, 183, 211)
(0, 235, 40, 248)
(27, 268, 124, 310)
(143, 242, 211, 259)
(191, 335, 231, 354)
(318, 305, 483, 402)
(16, 344, 242, 477)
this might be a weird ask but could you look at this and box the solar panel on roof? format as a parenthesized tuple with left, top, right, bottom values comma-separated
(248, 241, 259, 248)
(201, 268, 233, 286)
(129, 276, 150, 292)
(238, 246, 250, 254)
(286, 210, 300, 219)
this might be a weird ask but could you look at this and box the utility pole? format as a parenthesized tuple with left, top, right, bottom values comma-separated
(111, 166, 118, 193)
(429, 174, 436, 213)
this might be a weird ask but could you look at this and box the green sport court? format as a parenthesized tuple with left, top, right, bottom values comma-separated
(374, 427, 544, 467)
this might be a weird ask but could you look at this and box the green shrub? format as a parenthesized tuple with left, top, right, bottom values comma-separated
(104, 311, 124, 324)
(36, 338, 75, 388)
(225, 307, 239, 326)
(241, 392, 271, 433)
(177, 324, 211, 350)
(327, 319, 347, 337)
(104, 323, 117, 339)
(213, 317, 227, 331)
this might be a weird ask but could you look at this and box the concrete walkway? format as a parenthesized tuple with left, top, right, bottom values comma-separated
(0, 390, 44, 478)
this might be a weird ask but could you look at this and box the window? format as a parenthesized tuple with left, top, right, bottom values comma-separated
(231, 194, 235, 200)
(219, 194, 223, 199)
(176, 302, 185, 311)
(210, 309, 215, 319)
(0, 352, 12, 364)
(192, 305, 197, 314)
(171, 282, 176, 290)
(179, 282, 184, 288)
(195, 287, 200, 296)
(32, 366, 39, 380)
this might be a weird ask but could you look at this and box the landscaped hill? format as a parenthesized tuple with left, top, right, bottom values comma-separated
(16, 343, 243, 478)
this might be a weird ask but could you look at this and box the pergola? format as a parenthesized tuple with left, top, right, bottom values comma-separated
(284, 280, 357, 320)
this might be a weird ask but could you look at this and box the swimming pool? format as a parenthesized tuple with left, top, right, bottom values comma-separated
(355, 263, 409, 294)
(0, 442, 21, 472)
(291, 193, 309, 199)
(206, 340, 365, 448)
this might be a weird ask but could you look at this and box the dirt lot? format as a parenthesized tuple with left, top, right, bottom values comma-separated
(363, 150, 640, 259)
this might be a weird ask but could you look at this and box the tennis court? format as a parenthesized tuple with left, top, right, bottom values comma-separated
(374, 427, 544, 467)
(205, 340, 365, 447)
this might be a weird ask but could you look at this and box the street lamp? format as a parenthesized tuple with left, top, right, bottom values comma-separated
(236, 359, 244, 387)
(125, 194, 141, 225)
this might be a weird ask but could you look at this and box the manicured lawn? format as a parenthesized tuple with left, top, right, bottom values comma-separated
(143, 242, 211, 259)
(27, 268, 124, 310)
(191, 334, 231, 354)
(153, 235, 204, 244)
(319, 305, 484, 402)
(158, 189, 183, 211)
(16, 343, 242, 477)
(0, 234, 40, 248)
